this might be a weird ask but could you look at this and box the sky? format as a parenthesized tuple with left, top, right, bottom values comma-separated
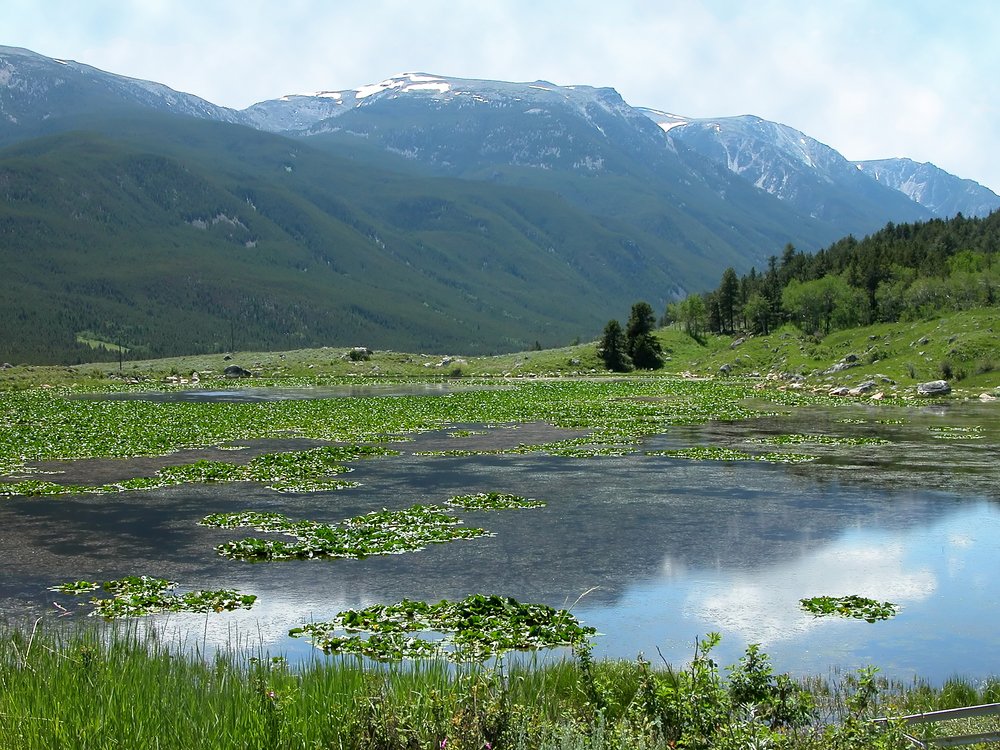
(5, 0, 1000, 192)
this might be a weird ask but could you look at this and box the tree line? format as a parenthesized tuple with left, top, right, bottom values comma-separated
(665, 212, 1000, 339)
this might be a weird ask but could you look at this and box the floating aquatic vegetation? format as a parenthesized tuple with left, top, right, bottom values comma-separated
(448, 430, 488, 438)
(0, 378, 892, 500)
(444, 492, 546, 510)
(0, 444, 392, 497)
(799, 595, 898, 622)
(928, 426, 984, 439)
(267, 479, 360, 493)
(748, 434, 891, 446)
(49, 575, 256, 619)
(200, 505, 492, 562)
(646, 446, 818, 464)
(289, 594, 596, 661)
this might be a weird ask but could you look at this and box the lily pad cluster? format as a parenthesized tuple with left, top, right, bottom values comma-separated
(200, 506, 492, 561)
(799, 595, 898, 622)
(928, 425, 984, 440)
(49, 575, 257, 619)
(749, 433, 890, 446)
(201, 490, 547, 561)
(646, 446, 818, 463)
(445, 492, 546, 510)
(0, 444, 391, 497)
(289, 594, 596, 661)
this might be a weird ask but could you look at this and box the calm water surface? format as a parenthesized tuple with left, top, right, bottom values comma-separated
(1, 394, 997, 682)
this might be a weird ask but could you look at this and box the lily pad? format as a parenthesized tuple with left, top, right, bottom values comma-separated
(799, 595, 898, 622)
(290, 594, 595, 661)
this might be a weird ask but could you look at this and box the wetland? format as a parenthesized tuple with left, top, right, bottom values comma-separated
(1, 378, 997, 683)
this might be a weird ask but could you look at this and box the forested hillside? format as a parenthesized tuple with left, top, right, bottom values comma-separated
(670, 212, 1000, 338)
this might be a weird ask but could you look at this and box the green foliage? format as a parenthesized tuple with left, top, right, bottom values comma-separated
(444, 492, 546, 510)
(0, 621, 961, 749)
(598, 319, 633, 372)
(671, 212, 1000, 346)
(626, 301, 665, 369)
(49, 575, 256, 618)
(201, 505, 491, 561)
(290, 594, 596, 661)
(0, 444, 388, 497)
(799, 595, 899, 622)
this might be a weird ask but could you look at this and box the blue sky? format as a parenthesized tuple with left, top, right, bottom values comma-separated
(6, 0, 1000, 192)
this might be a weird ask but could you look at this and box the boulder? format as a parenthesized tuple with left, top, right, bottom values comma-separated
(829, 386, 850, 397)
(824, 361, 860, 374)
(718, 363, 732, 375)
(223, 365, 253, 379)
(980, 392, 997, 402)
(916, 380, 951, 396)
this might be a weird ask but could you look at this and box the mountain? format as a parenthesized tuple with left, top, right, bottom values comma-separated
(2, 111, 695, 363)
(855, 158, 1000, 218)
(245, 73, 843, 281)
(0, 45, 248, 145)
(641, 111, 934, 228)
(2, 48, 993, 364)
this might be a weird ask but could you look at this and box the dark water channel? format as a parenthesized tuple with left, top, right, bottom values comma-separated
(2, 392, 998, 683)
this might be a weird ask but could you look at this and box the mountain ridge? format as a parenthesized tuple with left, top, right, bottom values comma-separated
(3, 45, 996, 364)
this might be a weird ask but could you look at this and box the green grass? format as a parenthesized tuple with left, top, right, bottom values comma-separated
(4, 308, 998, 394)
(4, 622, 999, 750)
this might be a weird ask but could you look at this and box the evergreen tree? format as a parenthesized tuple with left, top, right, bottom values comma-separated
(717, 267, 739, 333)
(598, 319, 632, 372)
(625, 301, 664, 369)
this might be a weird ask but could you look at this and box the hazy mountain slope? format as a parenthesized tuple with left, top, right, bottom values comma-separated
(252, 74, 840, 279)
(856, 158, 1000, 218)
(1, 113, 673, 363)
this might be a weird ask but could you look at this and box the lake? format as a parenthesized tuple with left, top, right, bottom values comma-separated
(1, 389, 997, 683)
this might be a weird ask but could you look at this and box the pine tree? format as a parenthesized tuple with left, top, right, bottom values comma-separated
(625, 301, 664, 369)
(598, 319, 632, 372)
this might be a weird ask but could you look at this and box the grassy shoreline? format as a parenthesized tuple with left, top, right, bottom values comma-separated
(4, 621, 998, 749)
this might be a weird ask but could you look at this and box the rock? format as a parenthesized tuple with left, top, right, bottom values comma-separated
(223, 354, 233, 361)
(0, 362, 11, 369)
(824, 361, 860, 374)
(730, 337, 745, 349)
(870, 391, 885, 401)
(223, 365, 253, 379)
(918, 336, 930, 345)
(980, 393, 996, 402)
(916, 380, 951, 396)
(569, 358, 581, 366)
(718, 363, 731, 375)
(843, 353, 859, 363)
(829, 387, 850, 396)
(848, 381, 877, 397)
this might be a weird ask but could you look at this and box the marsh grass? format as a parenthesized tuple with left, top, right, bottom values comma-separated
(7, 622, 997, 749)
